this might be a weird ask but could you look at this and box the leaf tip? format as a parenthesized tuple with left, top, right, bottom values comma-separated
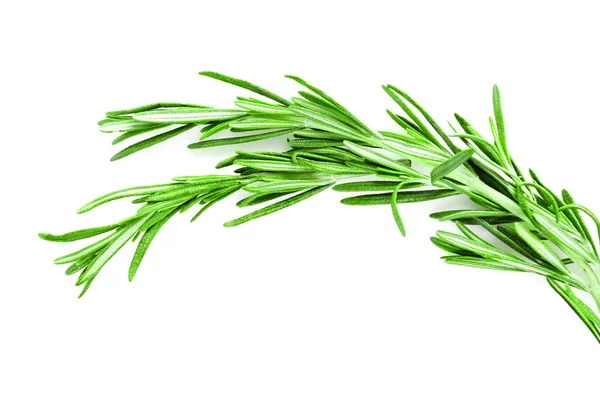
(38, 232, 53, 241)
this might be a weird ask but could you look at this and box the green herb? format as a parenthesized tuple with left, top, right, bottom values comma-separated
(40, 72, 600, 345)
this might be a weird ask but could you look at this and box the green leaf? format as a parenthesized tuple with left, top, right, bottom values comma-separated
(450, 134, 502, 164)
(288, 139, 345, 148)
(106, 102, 209, 116)
(129, 209, 178, 282)
(236, 192, 288, 208)
(561, 191, 600, 257)
(386, 109, 421, 133)
(430, 237, 480, 257)
(224, 183, 333, 227)
(443, 256, 523, 272)
(291, 97, 361, 131)
(380, 138, 447, 164)
(215, 155, 238, 169)
(513, 223, 569, 274)
(547, 278, 600, 343)
(492, 85, 510, 165)
(199, 71, 291, 106)
(285, 75, 378, 138)
(289, 105, 363, 140)
(435, 231, 516, 261)
(111, 124, 197, 161)
(98, 118, 160, 133)
(429, 209, 512, 222)
(343, 141, 423, 178)
(132, 108, 246, 124)
(341, 189, 456, 206)
(65, 252, 97, 276)
(39, 223, 120, 242)
(53, 231, 119, 265)
(391, 183, 406, 236)
(79, 215, 152, 283)
(292, 129, 345, 140)
(234, 159, 314, 173)
(295, 158, 366, 175)
(198, 118, 238, 141)
(477, 219, 542, 262)
(387, 85, 461, 154)
(534, 212, 595, 264)
(229, 117, 304, 131)
(142, 181, 232, 202)
(111, 125, 164, 145)
(333, 180, 420, 192)
(188, 128, 294, 149)
(430, 148, 475, 183)
(290, 151, 340, 164)
(234, 99, 295, 116)
(382, 85, 446, 151)
(244, 179, 331, 194)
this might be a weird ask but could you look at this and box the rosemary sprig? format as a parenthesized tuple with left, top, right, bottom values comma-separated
(41, 72, 600, 343)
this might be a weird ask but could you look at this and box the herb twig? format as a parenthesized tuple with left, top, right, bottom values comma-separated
(40, 72, 600, 343)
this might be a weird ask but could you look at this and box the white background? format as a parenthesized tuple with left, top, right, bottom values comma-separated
(2, 1, 600, 398)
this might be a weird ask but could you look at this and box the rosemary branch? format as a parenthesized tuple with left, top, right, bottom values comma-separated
(40, 72, 600, 343)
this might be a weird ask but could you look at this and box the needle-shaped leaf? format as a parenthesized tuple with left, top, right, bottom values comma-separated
(111, 125, 163, 145)
(436, 231, 516, 261)
(79, 215, 152, 283)
(98, 118, 161, 133)
(429, 209, 512, 222)
(289, 105, 363, 140)
(111, 124, 197, 161)
(343, 141, 424, 178)
(387, 85, 461, 154)
(236, 192, 288, 208)
(53, 231, 120, 265)
(198, 119, 238, 141)
(188, 128, 294, 149)
(199, 71, 291, 106)
(78, 183, 179, 214)
(295, 158, 365, 175)
(562, 190, 600, 257)
(386, 109, 421, 134)
(288, 139, 345, 148)
(430, 148, 475, 183)
(129, 209, 178, 282)
(39, 223, 121, 243)
(229, 117, 304, 131)
(514, 223, 569, 274)
(234, 99, 295, 116)
(547, 278, 600, 343)
(381, 138, 447, 164)
(341, 189, 456, 206)
(105, 102, 209, 116)
(430, 237, 480, 257)
(333, 180, 416, 192)
(224, 183, 333, 227)
(285, 75, 378, 138)
(244, 179, 331, 194)
(492, 85, 510, 165)
(477, 219, 542, 262)
(383, 85, 446, 151)
(443, 256, 523, 272)
(234, 159, 314, 173)
(534, 213, 595, 264)
(132, 108, 246, 124)
(291, 97, 361, 130)
(391, 182, 408, 236)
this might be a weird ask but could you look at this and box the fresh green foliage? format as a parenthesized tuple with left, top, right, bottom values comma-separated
(40, 72, 600, 345)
